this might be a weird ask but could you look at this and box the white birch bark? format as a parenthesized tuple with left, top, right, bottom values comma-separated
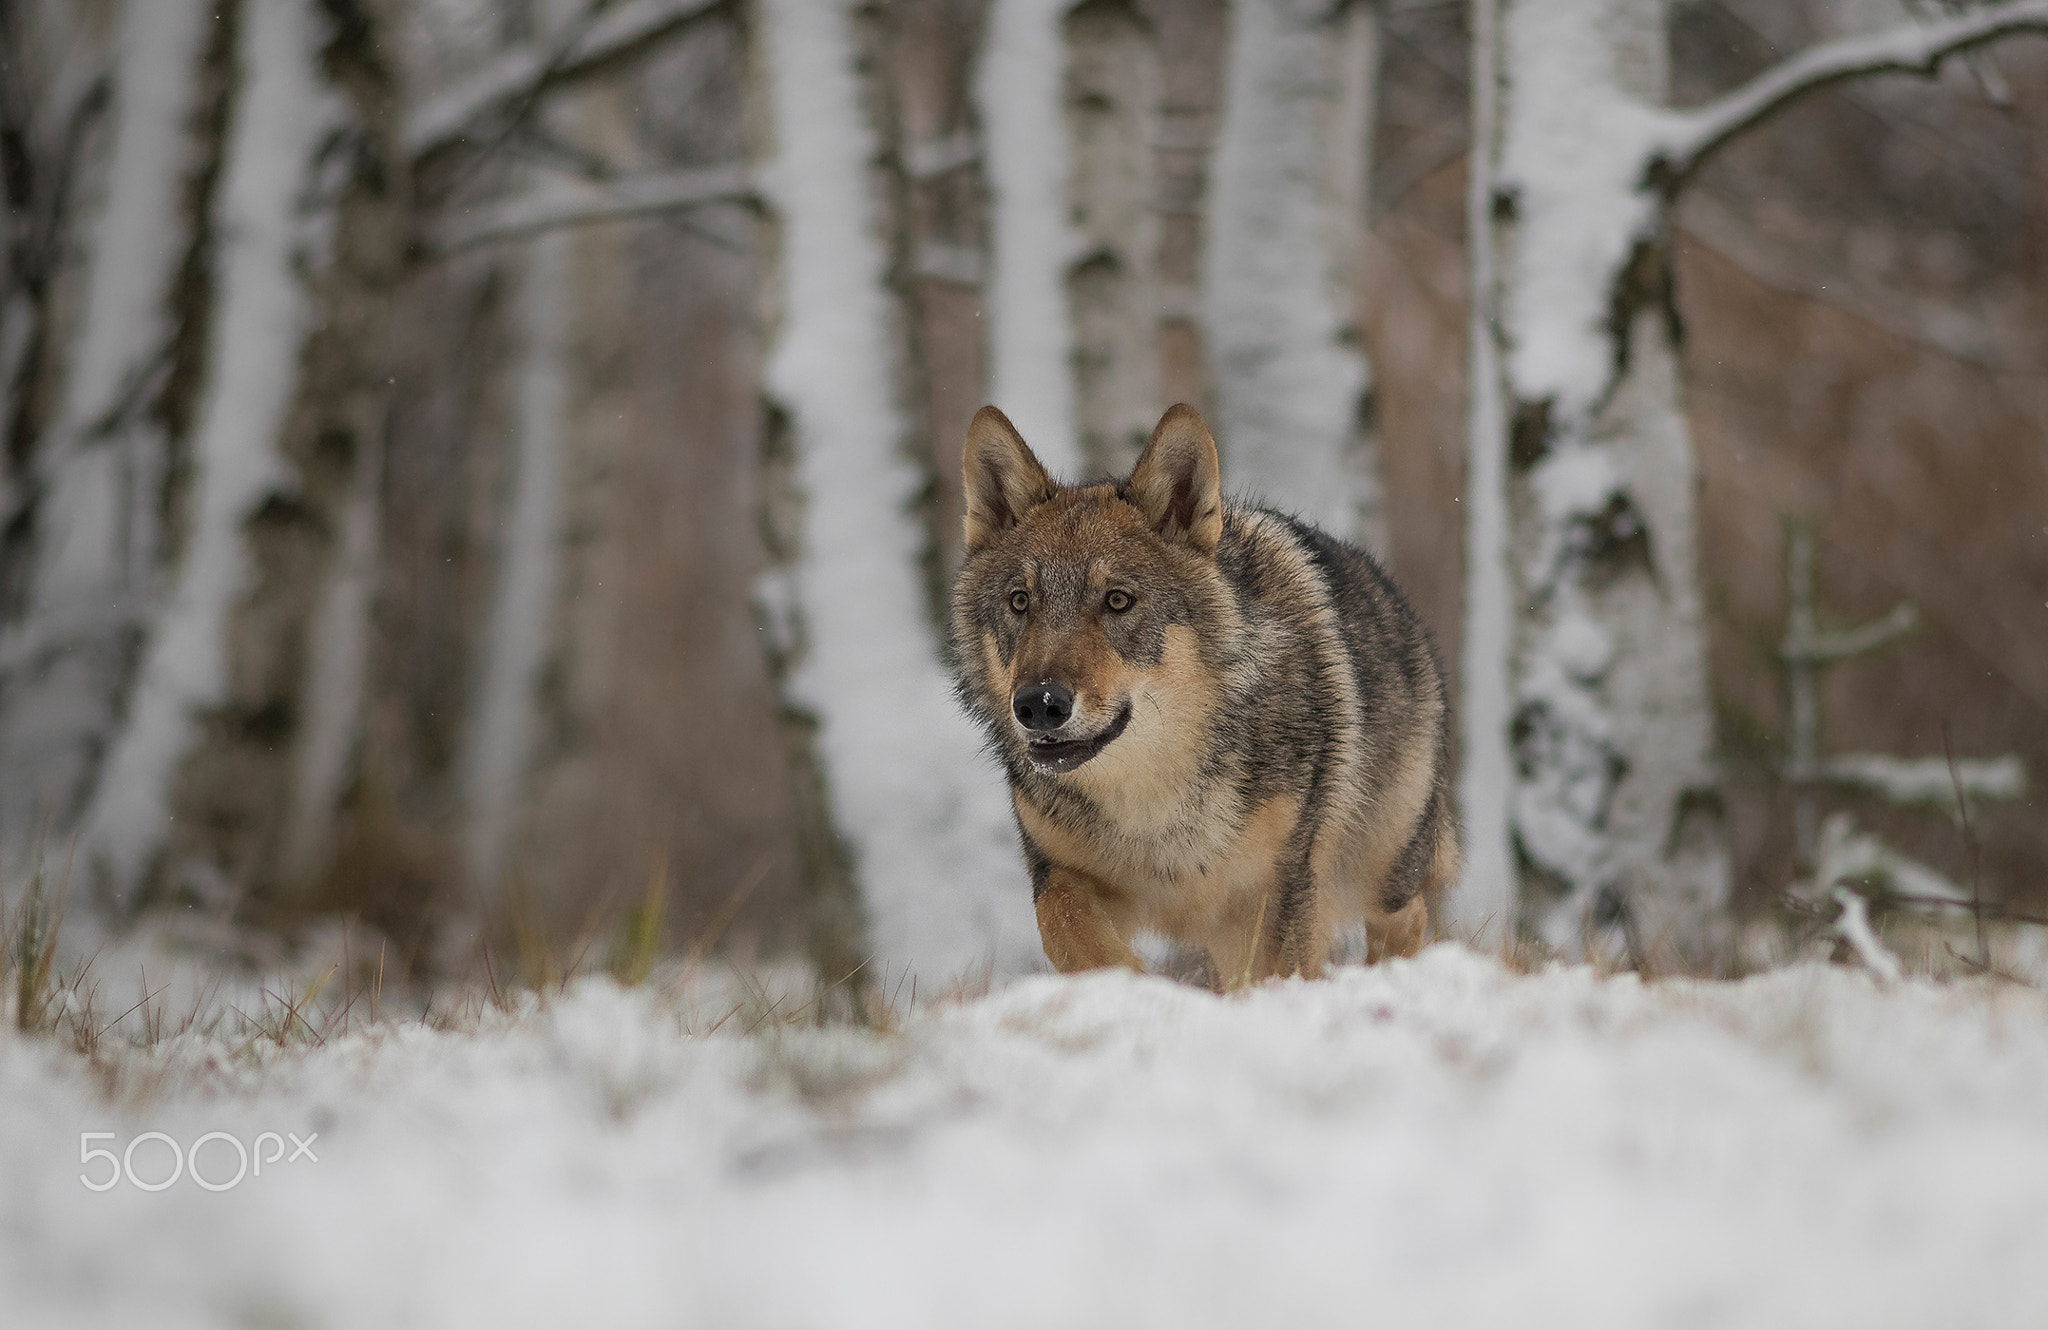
(755, 0, 1038, 982)
(79, 0, 347, 900)
(975, 0, 1083, 478)
(1061, 0, 1160, 477)
(1477, 0, 1728, 963)
(1203, 0, 1384, 547)
(1455, 0, 2048, 961)
(1446, 0, 1515, 950)
(0, 0, 212, 859)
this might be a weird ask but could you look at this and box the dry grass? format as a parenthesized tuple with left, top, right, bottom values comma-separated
(0, 852, 937, 1094)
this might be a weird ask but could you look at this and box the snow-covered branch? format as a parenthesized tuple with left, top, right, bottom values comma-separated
(1831, 886, 1904, 984)
(1654, 0, 2048, 188)
(428, 163, 755, 254)
(403, 0, 724, 160)
(1820, 753, 2027, 814)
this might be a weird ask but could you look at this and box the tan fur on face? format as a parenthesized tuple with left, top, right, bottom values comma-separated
(1065, 625, 1220, 842)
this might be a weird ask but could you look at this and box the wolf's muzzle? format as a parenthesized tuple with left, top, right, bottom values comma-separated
(1023, 701, 1132, 775)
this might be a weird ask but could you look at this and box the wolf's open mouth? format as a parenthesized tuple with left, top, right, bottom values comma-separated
(1026, 702, 1132, 775)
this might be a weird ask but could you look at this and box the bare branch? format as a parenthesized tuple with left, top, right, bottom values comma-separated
(1654, 0, 2048, 189)
(427, 163, 755, 255)
(902, 130, 979, 181)
(1782, 601, 1918, 664)
(404, 0, 725, 161)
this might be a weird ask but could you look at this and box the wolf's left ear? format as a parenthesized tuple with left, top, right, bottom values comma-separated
(1126, 405, 1222, 555)
(963, 406, 1054, 553)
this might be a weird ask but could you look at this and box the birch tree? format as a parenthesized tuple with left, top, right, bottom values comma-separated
(1062, 0, 1161, 477)
(976, 0, 1162, 482)
(0, 0, 401, 918)
(0, 1, 216, 867)
(1454, 0, 2048, 963)
(1203, 0, 1383, 547)
(753, 0, 1037, 984)
(76, 0, 400, 912)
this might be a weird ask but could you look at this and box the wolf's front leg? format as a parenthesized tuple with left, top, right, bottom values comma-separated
(1034, 869, 1143, 974)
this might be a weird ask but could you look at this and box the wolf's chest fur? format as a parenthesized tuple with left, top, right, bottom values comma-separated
(949, 404, 1459, 984)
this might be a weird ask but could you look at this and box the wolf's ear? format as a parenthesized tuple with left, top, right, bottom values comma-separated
(962, 406, 1054, 553)
(1126, 405, 1222, 555)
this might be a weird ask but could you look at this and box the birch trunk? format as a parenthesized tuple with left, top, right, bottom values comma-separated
(1202, 0, 1383, 547)
(1062, 0, 1160, 478)
(80, 0, 400, 911)
(1446, 0, 1515, 950)
(0, 1, 214, 868)
(458, 227, 571, 892)
(1467, 0, 1729, 965)
(753, 0, 1037, 984)
(976, 0, 1163, 484)
(975, 0, 1082, 477)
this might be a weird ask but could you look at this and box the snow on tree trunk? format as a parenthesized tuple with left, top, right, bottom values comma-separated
(1472, 0, 1729, 965)
(1202, 0, 1383, 547)
(1061, 0, 1159, 478)
(753, 0, 1038, 983)
(79, 0, 397, 910)
(0, 0, 214, 865)
(974, 0, 1082, 478)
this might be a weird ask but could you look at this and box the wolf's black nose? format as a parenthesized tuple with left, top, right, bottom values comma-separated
(1013, 682, 1074, 732)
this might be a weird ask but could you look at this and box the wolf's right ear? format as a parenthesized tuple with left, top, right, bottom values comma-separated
(962, 406, 1054, 553)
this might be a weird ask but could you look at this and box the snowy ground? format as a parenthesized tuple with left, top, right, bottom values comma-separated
(5, 945, 2047, 1329)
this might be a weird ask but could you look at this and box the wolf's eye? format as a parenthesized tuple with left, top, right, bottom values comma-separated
(1009, 590, 1030, 614)
(1105, 589, 1133, 613)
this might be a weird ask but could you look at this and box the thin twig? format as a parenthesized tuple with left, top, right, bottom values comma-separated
(1942, 721, 1990, 969)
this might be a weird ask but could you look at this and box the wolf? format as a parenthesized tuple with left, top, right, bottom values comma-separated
(949, 403, 1460, 985)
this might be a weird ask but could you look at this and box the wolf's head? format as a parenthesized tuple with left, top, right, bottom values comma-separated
(949, 404, 1230, 780)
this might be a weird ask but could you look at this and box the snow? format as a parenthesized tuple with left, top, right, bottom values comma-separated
(757, 0, 1038, 978)
(7, 945, 2048, 1328)
(1496, 0, 1674, 423)
(974, 0, 1082, 478)
(1202, 0, 1379, 541)
(1830, 886, 1904, 984)
(79, 0, 345, 899)
(461, 230, 571, 886)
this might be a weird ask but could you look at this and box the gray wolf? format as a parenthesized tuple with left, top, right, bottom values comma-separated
(949, 403, 1460, 984)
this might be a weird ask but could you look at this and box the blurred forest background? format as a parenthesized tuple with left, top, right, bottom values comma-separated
(0, 0, 2041, 981)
